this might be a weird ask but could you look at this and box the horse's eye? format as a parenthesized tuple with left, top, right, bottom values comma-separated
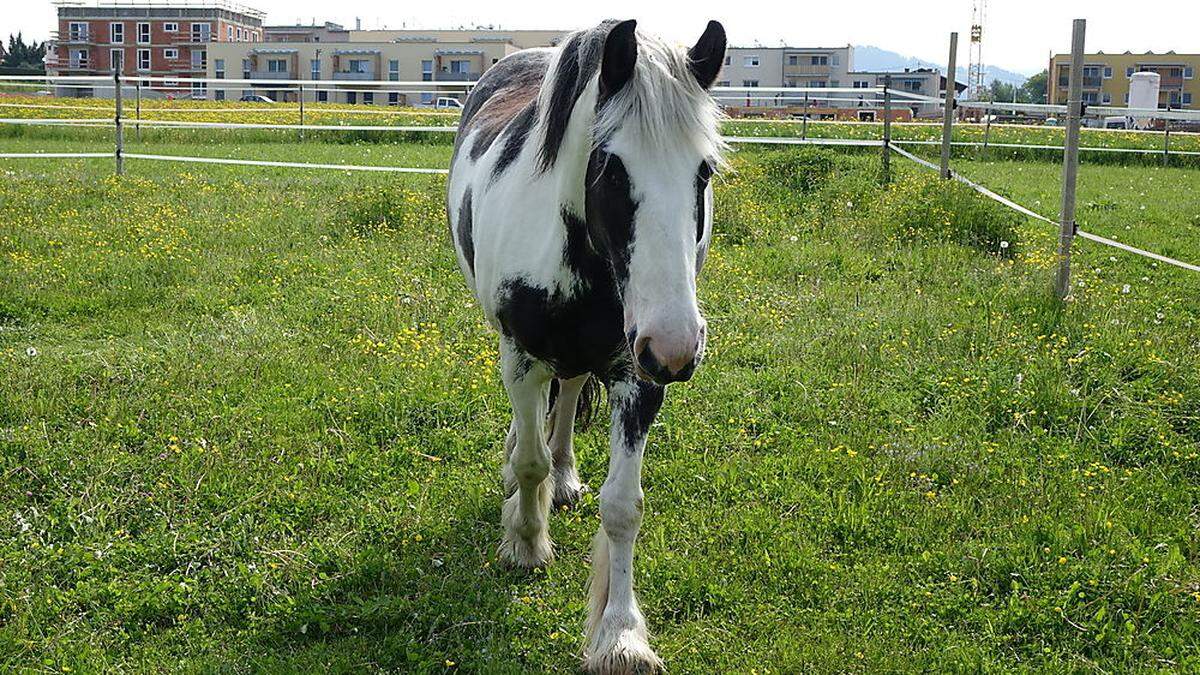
(604, 163, 625, 186)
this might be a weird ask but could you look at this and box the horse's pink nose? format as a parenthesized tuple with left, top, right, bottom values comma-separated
(632, 321, 705, 385)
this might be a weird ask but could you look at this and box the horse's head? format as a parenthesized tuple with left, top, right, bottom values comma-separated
(584, 20, 726, 385)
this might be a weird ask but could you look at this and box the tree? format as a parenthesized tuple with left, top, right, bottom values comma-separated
(2, 33, 47, 72)
(1020, 70, 1048, 104)
(988, 79, 1017, 102)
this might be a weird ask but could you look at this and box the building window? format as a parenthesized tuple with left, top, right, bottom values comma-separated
(164, 79, 179, 88)
(347, 91, 357, 104)
(191, 23, 211, 42)
(1185, 67, 1194, 79)
(110, 23, 124, 44)
(349, 59, 369, 74)
(1103, 66, 1112, 78)
(1126, 67, 1134, 77)
(164, 47, 178, 59)
(388, 92, 399, 105)
(164, 22, 178, 32)
(716, 80, 729, 87)
(744, 55, 759, 67)
(832, 53, 840, 66)
(742, 79, 758, 87)
(389, 59, 399, 81)
(192, 81, 206, 98)
(192, 49, 207, 69)
(1102, 92, 1111, 104)
(72, 49, 88, 67)
(311, 59, 320, 79)
(363, 92, 374, 105)
(830, 79, 839, 88)
(788, 55, 798, 65)
(215, 58, 225, 78)
(723, 55, 730, 66)
(109, 48, 123, 70)
(267, 58, 287, 73)
(228, 26, 234, 40)
(316, 90, 328, 102)
(69, 22, 88, 40)
(421, 59, 433, 82)
(215, 89, 225, 101)
(450, 59, 471, 76)
(242, 59, 251, 78)
(1184, 93, 1193, 105)
(137, 48, 150, 71)
(811, 55, 828, 66)
(137, 23, 150, 44)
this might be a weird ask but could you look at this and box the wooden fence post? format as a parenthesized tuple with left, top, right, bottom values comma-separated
(1054, 19, 1086, 300)
(881, 75, 892, 184)
(940, 32, 958, 179)
(1162, 113, 1170, 166)
(114, 52, 124, 176)
(802, 92, 809, 141)
(982, 97, 992, 154)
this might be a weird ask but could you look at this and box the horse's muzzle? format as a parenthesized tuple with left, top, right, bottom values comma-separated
(630, 323, 705, 385)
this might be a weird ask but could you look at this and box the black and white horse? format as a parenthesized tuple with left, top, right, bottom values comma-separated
(447, 19, 726, 672)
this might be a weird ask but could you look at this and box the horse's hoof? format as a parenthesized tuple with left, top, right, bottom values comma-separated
(582, 626, 663, 674)
(552, 473, 587, 510)
(497, 533, 554, 570)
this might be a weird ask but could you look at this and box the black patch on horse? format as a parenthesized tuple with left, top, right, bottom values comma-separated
(457, 187, 475, 275)
(584, 150, 638, 289)
(538, 21, 616, 172)
(492, 101, 538, 179)
(618, 380, 664, 451)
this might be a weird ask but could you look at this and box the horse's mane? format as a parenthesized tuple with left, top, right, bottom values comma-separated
(536, 21, 727, 172)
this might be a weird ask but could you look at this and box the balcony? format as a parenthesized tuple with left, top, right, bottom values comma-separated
(248, 70, 292, 80)
(437, 71, 480, 81)
(333, 71, 375, 81)
(785, 63, 831, 76)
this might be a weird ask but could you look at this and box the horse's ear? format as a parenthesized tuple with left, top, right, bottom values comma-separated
(688, 20, 726, 89)
(600, 19, 638, 99)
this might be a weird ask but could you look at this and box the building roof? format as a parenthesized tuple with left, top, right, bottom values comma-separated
(53, 0, 266, 19)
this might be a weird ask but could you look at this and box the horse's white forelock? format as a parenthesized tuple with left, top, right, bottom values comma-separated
(592, 32, 728, 167)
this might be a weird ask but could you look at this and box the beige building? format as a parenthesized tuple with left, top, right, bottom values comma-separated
(205, 28, 566, 104)
(715, 46, 854, 106)
(1048, 51, 1197, 109)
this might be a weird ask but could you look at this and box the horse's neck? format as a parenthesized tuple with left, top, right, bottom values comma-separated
(544, 87, 598, 217)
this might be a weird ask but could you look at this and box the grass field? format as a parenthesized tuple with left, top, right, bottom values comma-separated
(2, 133, 1199, 672)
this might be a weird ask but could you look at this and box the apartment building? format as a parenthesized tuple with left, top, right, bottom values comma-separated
(206, 29, 566, 104)
(1048, 51, 1198, 109)
(46, 0, 264, 98)
(716, 45, 853, 105)
(845, 68, 947, 117)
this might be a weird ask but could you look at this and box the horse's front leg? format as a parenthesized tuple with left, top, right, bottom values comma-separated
(497, 338, 555, 569)
(583, 379, 665, 673)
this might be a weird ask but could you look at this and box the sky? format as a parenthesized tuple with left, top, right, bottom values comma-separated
(5, 0, 1199, 75)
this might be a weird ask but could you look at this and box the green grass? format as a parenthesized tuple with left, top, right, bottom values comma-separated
(2, 136, 1199, 672)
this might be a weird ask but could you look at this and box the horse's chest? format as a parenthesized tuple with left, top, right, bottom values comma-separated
(495, 278, 627, 379)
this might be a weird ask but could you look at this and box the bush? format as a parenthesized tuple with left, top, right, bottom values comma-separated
(878, 174, 1020, 257)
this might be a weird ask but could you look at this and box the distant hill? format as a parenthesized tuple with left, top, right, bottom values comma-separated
(852, 45, 1031, 87)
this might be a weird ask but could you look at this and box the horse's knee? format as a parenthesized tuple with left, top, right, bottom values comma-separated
(511, 441, 551, 488)
(598, 485, 644, 542)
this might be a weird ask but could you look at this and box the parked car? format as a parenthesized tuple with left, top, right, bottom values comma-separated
(1043, 117, 1060, 126)
(239, 94, 275, 104)
(418, 96, 463, 110)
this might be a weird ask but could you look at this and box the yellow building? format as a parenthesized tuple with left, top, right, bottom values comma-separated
(1048, 52, 1197, 109)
